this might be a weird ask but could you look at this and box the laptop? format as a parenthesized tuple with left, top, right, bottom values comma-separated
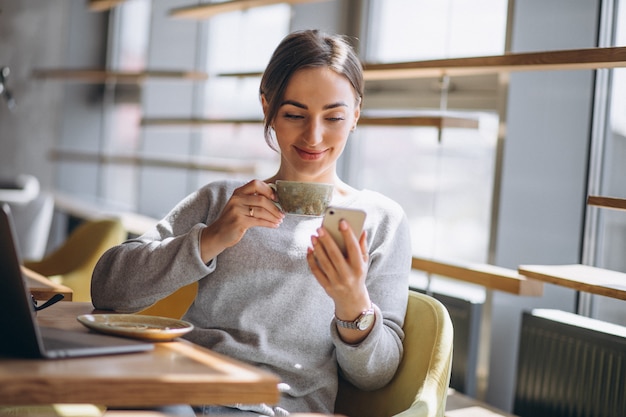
(0, 203, 153, 358)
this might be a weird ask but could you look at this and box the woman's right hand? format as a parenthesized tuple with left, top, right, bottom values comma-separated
(199, 180, 284, 263)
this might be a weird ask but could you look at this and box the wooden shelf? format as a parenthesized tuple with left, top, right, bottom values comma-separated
(34, 47, 624, 85)
(218, 71, 264, 78)
(32, 69, 208, 84)
(88, 0, 126, 11)
(140, 115, 479, 130)
(49, 149, 257, 175)
(218, 47, 626, 81)
(170, 0, 329, 19)
(360, 115, 479, 129)
(518, 264, 626, 301)
(364, 46, 626, 80)
(141, 118, 262, 127)
(587, 195, 626, 211)
(412, 256, 544, 296)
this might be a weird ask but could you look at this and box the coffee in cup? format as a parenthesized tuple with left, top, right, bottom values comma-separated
(270, 180, 333, 216)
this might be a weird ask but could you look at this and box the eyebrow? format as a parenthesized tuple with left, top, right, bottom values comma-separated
(280, 100, 348, 110)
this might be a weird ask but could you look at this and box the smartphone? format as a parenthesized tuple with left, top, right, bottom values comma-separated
(321, 207, 367, 255)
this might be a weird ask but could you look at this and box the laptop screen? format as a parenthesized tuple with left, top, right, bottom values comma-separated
(0, 203, 45, 357)
(0, 204, 154, 359)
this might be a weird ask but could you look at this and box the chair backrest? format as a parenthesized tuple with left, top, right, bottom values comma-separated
(138, 282, 198, 319)
(6, 192, 54, 261)
(24, 218, 126, 302)
(334, 290, 454, 417)
(0, 174, 40, 205)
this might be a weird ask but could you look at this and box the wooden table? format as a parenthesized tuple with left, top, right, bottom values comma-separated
(518, 264, 626, 301)
(23, 266, 73, 301)
(0, 302, 280, 407)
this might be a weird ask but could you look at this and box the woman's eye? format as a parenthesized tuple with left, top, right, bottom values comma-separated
(327, 117, 345, 122)
(284, 113, 304, 120)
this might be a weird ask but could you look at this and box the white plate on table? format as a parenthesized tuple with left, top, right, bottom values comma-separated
(77, 314, 194, 342)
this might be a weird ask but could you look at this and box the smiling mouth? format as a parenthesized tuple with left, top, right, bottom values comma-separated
(295, 147, 327, 160)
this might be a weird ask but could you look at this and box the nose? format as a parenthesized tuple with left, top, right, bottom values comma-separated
(302, 118, 324, 146)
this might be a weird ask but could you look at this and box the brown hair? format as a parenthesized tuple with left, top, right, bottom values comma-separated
(259, 29, 364, 151)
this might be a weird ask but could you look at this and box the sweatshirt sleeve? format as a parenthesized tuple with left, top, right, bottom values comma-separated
(91, 186, 223, 312)
(331, 199, 411, 390)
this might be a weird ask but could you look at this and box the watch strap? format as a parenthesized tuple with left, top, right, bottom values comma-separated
(334, 307, 375, 330)
(334, 316, 360, 330)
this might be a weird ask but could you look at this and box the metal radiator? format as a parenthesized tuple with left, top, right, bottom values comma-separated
(414, 288, 482, 396)
(514, 309, 626, 417)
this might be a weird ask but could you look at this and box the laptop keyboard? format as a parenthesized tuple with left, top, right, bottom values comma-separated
(40, 327, 114, 351)
(42, 335, 93, 350)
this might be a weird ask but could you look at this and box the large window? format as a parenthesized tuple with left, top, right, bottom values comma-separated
(357, 0, 508, 294)
(591, 1, 626, 325)
(366, 0, 508, 62)
(90, 2, 290, 218)
(102, 0, 151, 212)
(195, 4, 290, 189)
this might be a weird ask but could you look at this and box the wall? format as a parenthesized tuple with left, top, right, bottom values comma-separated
(54, 1, 108, 200)
(0, 0, 69, 187)
(138, 0, 202, 218)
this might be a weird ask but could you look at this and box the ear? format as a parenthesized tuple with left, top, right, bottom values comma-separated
(261, 94, 269, 117)
(352, 103, 360, 131)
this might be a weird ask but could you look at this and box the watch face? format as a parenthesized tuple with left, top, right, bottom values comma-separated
(357, 311, 375, 330)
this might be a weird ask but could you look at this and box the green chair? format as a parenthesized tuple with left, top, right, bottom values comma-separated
(135, 287, 454, 417)
(138, 282, 198, 319)
(334, 290, 454, 417)
(24, 218, 126, 302)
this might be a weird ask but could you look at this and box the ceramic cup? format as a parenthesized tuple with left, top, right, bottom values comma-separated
(269, 180, 334, 216)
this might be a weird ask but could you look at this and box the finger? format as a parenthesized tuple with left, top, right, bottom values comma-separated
(316, 226, 346, 266)
(242, 179, 278, 202)
(244, 203, 283, 229)
(310, 233, 340, 279)
(240, 181, 282, 218)
(246, 195, 284, 223)
(359, 230, 369, 262)
(232, 180, 274, 206)
(333, 222, 368, 280)
(339, 220, 362, 262)
(307, 246, 331, 288)
(241, 179, 265, 194)
(233, 180, 282, 223)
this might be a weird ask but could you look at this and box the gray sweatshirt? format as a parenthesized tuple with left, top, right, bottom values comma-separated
(92, 179, 411, 414)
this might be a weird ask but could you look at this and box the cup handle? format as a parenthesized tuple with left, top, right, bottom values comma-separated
(268, 183, 283, 212)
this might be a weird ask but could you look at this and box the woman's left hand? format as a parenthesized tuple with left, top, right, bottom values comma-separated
(307, 220, 373, 343)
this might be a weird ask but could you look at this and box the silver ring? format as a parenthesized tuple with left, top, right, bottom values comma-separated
(249, 206, 254, 217)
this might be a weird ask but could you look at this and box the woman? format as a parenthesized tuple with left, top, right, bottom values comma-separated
(92, 29, 411, 416)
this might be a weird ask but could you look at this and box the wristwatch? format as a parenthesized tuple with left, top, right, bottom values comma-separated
(334, 307, 375, 331)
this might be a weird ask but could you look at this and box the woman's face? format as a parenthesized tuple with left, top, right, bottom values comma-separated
(264, 66, 360, 183)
